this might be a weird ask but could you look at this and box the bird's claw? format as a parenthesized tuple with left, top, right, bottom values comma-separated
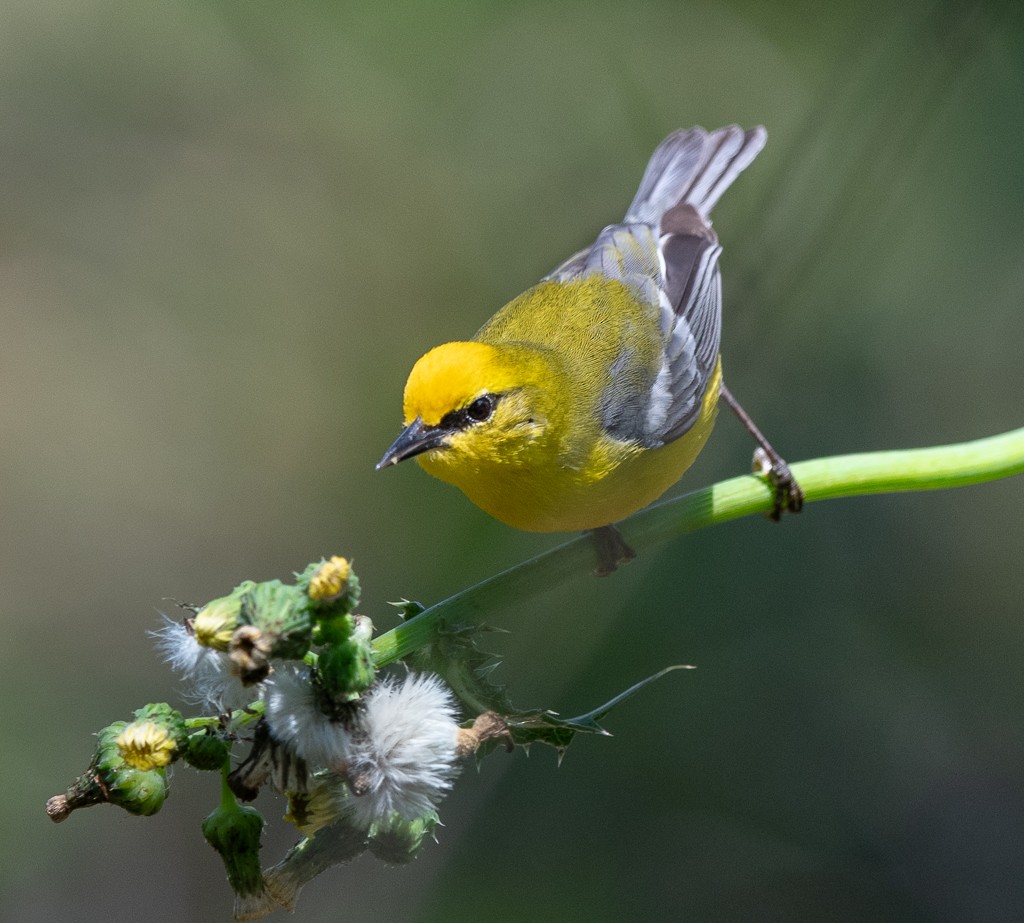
(752, 447, 804, 521)
(589, 525, 636, 577)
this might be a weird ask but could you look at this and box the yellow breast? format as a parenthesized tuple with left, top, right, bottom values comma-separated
(418, 359, 722, 532)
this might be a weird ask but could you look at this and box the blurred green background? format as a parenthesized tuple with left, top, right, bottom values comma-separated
(3, 0, 1023, 920)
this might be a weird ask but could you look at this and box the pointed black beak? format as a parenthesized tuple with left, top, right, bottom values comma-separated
(376, 417, 451, 469)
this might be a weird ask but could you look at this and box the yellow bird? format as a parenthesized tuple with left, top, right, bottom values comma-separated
(378, 126, 801, 573)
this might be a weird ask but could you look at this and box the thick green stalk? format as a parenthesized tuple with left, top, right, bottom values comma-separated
(372, 426, 1024, 666)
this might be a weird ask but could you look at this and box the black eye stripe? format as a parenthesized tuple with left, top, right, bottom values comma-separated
(439, 393, 499, 431)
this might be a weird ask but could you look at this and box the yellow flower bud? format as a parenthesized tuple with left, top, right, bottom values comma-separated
(193, 594, 244, 650)
(116, 720, 178, 771)
(307, 556, 351, 602)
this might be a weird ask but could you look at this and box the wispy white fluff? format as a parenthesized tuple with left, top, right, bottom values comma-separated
(346, 673, 461, 829)
(151, 615, 207, 673)
(150, 615, 252, 713)
(262, 665, 356, 771)
(191, 660, 257, 714)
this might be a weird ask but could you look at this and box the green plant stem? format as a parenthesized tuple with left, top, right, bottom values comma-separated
(218, 759, 237, 811)
(372, 426, 1024, 667)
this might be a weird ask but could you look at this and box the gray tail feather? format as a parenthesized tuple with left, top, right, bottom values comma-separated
(625, 125, 767, 226)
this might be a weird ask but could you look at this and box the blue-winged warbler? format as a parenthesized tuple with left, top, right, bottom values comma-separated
(378, 126, 801, 570)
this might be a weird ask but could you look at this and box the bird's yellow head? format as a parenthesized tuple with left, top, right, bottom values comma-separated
(377, 341, 554, 479)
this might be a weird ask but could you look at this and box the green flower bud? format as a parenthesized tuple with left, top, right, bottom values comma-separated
(194, 581, 255, 651)
(368, 812, 439, 865)
(131, 701, 188, 731)
(314, 622, 375, 707)
(47, 721, 171, 820)
(106, 765, 170, 816)
(238, 580, 312, 661)
(183, 728, 231, 772)
(203, 798, 272, 919)
(96, 722, 171, 815)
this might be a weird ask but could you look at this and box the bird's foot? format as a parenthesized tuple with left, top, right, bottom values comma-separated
(589, 525, 636, 577)
(752, 447, 804, 520)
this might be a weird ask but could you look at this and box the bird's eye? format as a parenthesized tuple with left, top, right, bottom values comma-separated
(465, 395, 494, 422)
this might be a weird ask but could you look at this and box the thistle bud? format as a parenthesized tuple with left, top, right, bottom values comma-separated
(97, 721, 172, 815)
(238, 580, 312, 662)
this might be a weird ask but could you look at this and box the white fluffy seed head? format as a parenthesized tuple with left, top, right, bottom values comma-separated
(345, 672, 461, 829)
(261, 668, 464, 828)
(262, 665, 357, 771)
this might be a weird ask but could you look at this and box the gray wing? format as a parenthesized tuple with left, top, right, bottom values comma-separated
(542, 126, 763, 446)
(653, 203, 722, 444)
(542, 214, 722, 448)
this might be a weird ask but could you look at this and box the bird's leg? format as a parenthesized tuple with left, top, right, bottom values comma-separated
(719, 382, 804, 520)
(588, 524, 636, 577)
